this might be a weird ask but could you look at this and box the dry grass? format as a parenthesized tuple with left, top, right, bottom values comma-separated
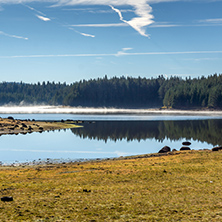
(0, 150, 221, 221)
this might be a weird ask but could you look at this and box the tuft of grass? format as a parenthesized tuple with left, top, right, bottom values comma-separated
(0, 150, 222, 221)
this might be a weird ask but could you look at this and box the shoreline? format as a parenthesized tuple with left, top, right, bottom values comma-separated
(0, 117, 81, 136)
(0, 148, 214, 168)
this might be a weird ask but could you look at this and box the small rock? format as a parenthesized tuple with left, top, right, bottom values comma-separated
(7, 116, 14, 120)
(212, 146, 222, 151)
(180, 147, 191, 151)
(158, 146, 171, 153)
(21, 123, 27, 128)
(182, 141, 191, 146)
(83, 189, 91, 193)
(28, 126, 33, 130)
(1, 196, 13, 202)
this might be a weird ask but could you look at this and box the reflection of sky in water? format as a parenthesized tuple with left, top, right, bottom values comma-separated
(0, 112, 221, 163)
(0, 128, 215, 164)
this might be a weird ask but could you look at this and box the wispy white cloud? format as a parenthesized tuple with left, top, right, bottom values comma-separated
(36, 15, 51, 21)
(70, 23, 128, 27)
(70, 19, 222, 30)
(1, 0, 221, 5)
(1, 0, 183, 37)
(51, 0, 155, 37)
(78, 32, 95, 37)
(23, 4, 51, 22)
(198, 18, 222, 25)
(61, 1, 154, 37)
(109, 4, 154, 37)
(184, 57, 222, 62)
(150, 20, 222, 28)
(116, 47, 133, 56)
(114, 50, 222, 57)
(62, 7, 97, 12)
(70, 21, 180, 29)
(69, 27, 95, 38)
(150, 22, 180, 28)
(63, 7, 133, 14)
(0, 54, 112, 59)
(0, 31, 28, 40)
(2, 0, 222, 38)
(22, 3, 46, 16)
(122, 47, 133, 51)
(110, 5, 124, 21)
(203, 18, 222, 23)
(1, 50, 222, 59)
(25, 3, 95, 38)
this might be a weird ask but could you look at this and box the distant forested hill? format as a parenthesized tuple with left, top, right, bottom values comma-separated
(0, 74, 222, 109)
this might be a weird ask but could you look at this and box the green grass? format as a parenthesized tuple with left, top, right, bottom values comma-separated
(0, 150, 222, 221)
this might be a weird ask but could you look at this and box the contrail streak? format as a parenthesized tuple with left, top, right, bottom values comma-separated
(1, 50, 222, 59)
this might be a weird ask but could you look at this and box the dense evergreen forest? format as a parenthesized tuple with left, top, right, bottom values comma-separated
(0, 74, 222, 109)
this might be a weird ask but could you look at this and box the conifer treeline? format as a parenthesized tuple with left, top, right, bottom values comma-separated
(0, 74, 222, 108)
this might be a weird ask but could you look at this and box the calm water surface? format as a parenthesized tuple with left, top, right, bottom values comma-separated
(0, 113, 221, 164)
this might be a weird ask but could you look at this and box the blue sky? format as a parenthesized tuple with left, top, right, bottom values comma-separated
(0, 0, 222, 83)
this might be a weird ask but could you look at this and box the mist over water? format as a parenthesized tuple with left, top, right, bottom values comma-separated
(0, 105, 222, 116)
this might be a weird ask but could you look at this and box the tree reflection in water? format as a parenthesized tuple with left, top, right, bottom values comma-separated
(71, 119, 222, 146)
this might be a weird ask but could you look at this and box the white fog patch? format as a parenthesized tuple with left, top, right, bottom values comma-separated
(0, 106, 222, 116)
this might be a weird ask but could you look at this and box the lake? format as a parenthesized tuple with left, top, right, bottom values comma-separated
(0, 112, 222, 165)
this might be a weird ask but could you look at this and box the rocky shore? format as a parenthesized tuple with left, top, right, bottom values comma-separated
(0, 116, 81, 136)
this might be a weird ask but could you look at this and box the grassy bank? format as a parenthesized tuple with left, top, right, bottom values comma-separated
(0, 150, 221, 221)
